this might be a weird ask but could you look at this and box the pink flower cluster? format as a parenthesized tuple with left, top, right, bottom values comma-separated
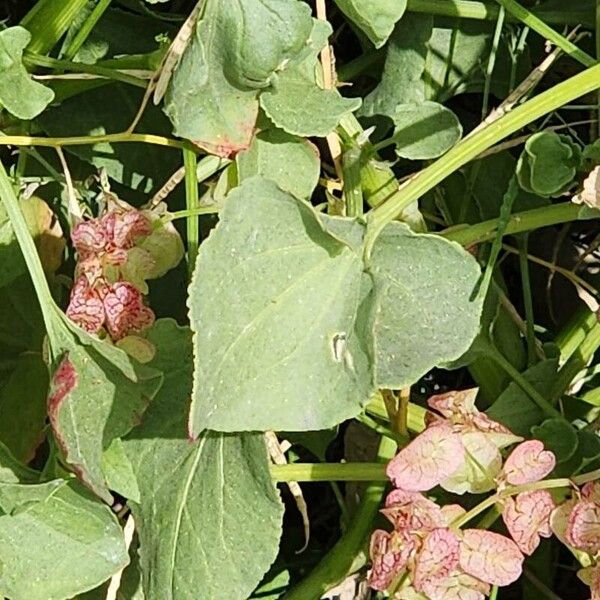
(369, 388, 559, 599)
(66, 200, 183, 343)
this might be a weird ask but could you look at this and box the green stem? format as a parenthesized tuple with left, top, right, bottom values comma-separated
(282, 436, 397, 600)
(183, 149, 200, 279)
(494, 0, 596, 67)
(442, 202, 584, 246)
(556, 308, 600, 362)
(0, 133, 191, 152)
(164, 206, 220, 222)
(21, 0, 89, 55)
(270, 462, 387, 483)
(484, 340, 563, 418)
(62, 0, 113, 61)
(365, 63, 600, 256)
(355, 413, 408, 446)
(24, 53, 147, 89)
(551, 321, 600, 402)
(518, 234, 537, 366)
(405, 0, 593, 26)
(342, 145, 363, 217)
(453, 478, 572, 528)
(0, 162, 60, 345)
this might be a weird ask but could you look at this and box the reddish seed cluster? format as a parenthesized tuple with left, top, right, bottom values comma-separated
(368, 388, 568, 600)
(67, 207, 155, 340)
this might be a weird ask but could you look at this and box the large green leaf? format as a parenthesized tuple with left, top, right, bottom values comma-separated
(188, 176, 371, 434)
(0, 27, 54, 120)
(124, 320, 284, 600)
(0, 201, 25, 287)
(366, 222, 483, 388)
(0, 478, 128, 600)
(260, 20, 361, 137)
(360, 13, 432, 118)
(48, 318, 163, 503)
(334, 0, 407, 48)
(0, 352, 48, 462)
(236, 126, 320, 199)
(164, 0, 313, 156)
(391, 101, 462, 160)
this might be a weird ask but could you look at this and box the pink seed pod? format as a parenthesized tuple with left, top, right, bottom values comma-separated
(66, 276, 105, 334)
(102, 281, 155, 340)
(413, 528, 460, 594)
(368, 529, 415, 591)
(566, 500, 600, 552)
(502, 440, 556, 485)
(459, 529, 524, 586)
(386, 423, 465, 492)
(502, 490, 555, 555)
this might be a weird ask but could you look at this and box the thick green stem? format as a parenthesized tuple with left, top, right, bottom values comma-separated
(494, 0, 596, 67)
(365, 64, 600, 256)
(21, 0, 89, 55)
(282, 436, 397, 600)
(443, 203, 585, 246)
(270, 462, 387, 483)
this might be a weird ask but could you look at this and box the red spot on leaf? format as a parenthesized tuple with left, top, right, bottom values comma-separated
(47, 356, 78, 416)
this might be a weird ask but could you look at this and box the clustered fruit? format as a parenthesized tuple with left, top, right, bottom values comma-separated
(369, 388, 600, 599)
(66, 195, 183, 353)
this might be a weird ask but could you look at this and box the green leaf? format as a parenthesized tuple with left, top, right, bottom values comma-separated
(531, 418, 578, 464)
(101, 438, 140, 502)
(188, 176, 371, 434)
(333, 0, 407, 48)
(486, 359, 559, 436)
(366, 222, 483, 388)
(0, 441, 39, 484)
(164, 0, 313, 156)
(260, 20, 361, 137)
(0, 27, 54, 120)
(360, 13, 431, 118)
(48, 319, 163, 503)
(40, 84, 180, 194)
(0, 479, 128, 600)
(0, 352, 48, 463)
(391, 101, 462, 160)
(124, 320, 284, 600)
(236, 126, 320, 199)
(0, 201, 26, 288)
(516, 131, 581, 197)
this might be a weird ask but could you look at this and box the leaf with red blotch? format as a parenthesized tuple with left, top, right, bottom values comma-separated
(382, 489, 446, 532)
(386, 423, 465, 492)
(566, 500, 600, 552)
(413, 528, 460, 594)
(502, 490, 555, 555)
(459, 529, 524, 586)
(368, 529, 415, 591)
(502, 440, 556, 485)
(48, 318, 162, 503)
